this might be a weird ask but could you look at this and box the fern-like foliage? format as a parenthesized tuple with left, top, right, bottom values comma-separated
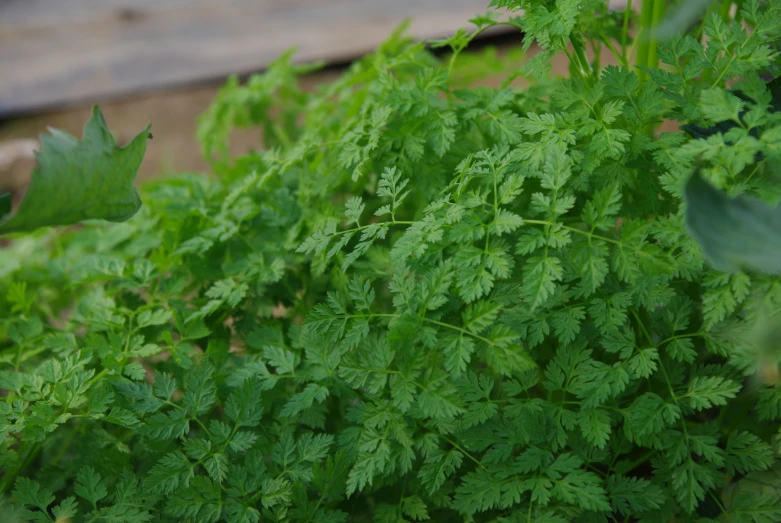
(2, 1, 781, 521)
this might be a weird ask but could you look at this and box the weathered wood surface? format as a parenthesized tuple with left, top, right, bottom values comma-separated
(0, 0, 501, 116)
(1, 73, 343, 181)
(2, 39, 656, 181)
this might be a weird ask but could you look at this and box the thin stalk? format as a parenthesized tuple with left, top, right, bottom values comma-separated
(612, 449, 658, 475)
(0, 441, 42, 494)
(604, 36, 629, 69)
(569, 34, 593, 80)
(563, 47, 581, 78)
(647, 0, 667, 76)
(719, 0, 734, 21)
(591, 39, 603, 71)
(622, 0, 634, 64)
(636, 0, 667, 83)
(635, 0, 656, 82)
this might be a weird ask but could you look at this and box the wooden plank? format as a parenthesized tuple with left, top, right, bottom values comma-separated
(0, 0, 223, 26)
(3, 37, 665, 184)
(0, 0, 500, 116)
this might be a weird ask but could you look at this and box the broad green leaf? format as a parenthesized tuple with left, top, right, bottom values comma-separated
(0, 106, 150, 234)
(654, 0, 718, 41)
(684, 171, 781, 274)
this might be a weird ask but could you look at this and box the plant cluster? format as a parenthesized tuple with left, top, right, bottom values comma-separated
(2, 0, 781, 521)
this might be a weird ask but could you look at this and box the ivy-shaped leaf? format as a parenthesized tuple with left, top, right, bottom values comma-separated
(0, 106, 150, 234)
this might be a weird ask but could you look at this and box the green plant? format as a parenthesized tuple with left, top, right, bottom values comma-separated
(0, 107, 150, 234)
(2, 0, 781, 521)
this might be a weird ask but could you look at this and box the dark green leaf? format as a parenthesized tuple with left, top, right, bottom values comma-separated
(684, 171, 781, 274)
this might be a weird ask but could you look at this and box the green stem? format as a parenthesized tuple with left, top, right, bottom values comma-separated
(270, 121, 292, 149)
(636, 0, 666, 83)
(0, 441, 42, 494)
(603, 37, 629, 70)
(613, 449, 658, 475)
(719, 0, 734, 21)
(570, 34, 593, 79)
(49, 425, 81, 469)
(647, 0, 667, 74)
(446, 24, 497, 75)
(635, 0, 655, 82)
(622, 0, 634, 64)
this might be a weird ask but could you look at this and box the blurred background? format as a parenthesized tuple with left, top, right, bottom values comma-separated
(0, 0, 518, 179)
(1, 0, 631, 185)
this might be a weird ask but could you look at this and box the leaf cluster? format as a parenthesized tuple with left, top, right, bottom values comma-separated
(2, 1, 781, 522)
